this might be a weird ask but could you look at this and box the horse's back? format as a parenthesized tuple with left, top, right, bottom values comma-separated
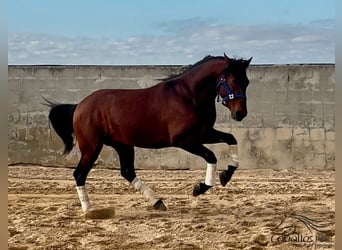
(73, 87, 173, 147)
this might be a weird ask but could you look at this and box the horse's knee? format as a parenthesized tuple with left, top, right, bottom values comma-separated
(227, 134, 237, 145)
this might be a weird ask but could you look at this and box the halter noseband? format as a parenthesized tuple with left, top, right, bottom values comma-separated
(216, 77, 246, 106)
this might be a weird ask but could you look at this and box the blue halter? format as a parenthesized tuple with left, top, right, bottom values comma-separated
(216, 78, 246, 105)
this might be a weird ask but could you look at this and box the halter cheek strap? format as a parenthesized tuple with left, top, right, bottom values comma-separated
(216, 78, 246, 105)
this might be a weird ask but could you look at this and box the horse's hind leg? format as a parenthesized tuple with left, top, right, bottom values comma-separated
(112, 143, 167, 211)
(73, 144, 103, 212)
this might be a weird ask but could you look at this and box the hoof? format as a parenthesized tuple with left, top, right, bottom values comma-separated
(219, 165, 237, 187)
(193, 183, 212, 196)
(153, 199, 167, 211)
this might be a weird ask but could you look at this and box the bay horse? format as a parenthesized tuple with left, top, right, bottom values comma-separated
(45, 53, 252, 212)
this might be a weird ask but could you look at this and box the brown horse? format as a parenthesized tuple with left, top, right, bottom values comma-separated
(45, 53, 252, 212)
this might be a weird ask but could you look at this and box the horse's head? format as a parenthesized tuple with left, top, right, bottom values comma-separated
(216, 53, 252, 121)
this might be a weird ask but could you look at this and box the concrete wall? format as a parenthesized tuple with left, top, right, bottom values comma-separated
(8, 64, 335, 170)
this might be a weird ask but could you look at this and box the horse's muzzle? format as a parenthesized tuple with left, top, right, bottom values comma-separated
(231, 110, 247, 121)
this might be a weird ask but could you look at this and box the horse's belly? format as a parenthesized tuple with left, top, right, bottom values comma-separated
(126, 128, 171, 148)
(104, 121, 171, 148)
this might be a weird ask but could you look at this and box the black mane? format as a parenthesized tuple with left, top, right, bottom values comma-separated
(163, 55, 248, 82)
(163, 55, 223, 81)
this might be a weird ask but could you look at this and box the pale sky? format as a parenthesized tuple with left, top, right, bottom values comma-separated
(8, 0, 335, 65)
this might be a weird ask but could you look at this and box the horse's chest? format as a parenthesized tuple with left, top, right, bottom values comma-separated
(196, 104, 216, 127)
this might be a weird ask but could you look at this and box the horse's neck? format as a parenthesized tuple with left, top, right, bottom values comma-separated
(183, 60, 226, 102)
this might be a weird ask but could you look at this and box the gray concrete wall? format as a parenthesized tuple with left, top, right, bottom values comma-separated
(8, 64, 335, 170)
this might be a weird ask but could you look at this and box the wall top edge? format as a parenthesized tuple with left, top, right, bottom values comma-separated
(8, 63, 335, 68)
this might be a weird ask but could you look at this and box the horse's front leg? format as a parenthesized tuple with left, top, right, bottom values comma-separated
(202, 129, 240, 187)
(179, 144, 218, 196)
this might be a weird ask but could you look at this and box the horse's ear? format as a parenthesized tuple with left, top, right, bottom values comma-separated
(224, 53, 230, 63)
(247, 57, 253, 66)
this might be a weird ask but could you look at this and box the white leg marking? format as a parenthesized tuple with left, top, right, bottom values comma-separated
(76, 186, 91, 212)
(205, 163, 216, 186)
(131, 177, 159, 204)
(230, 145, 240, 167)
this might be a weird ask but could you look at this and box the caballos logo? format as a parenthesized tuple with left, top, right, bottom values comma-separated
(271, 213, 333, 245)
(271, 233, 314, 243)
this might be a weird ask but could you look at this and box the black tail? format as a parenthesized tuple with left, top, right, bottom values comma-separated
(42, 97, 77, 154)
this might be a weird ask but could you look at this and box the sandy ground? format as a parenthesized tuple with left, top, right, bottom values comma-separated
(8, 165, 335, 250)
